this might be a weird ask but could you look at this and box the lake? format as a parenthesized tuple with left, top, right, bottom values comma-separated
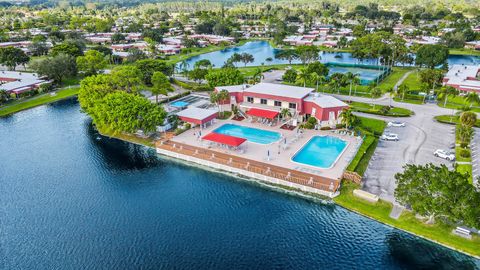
(179, 41, 480, 70)
(0, 99, 478, 269)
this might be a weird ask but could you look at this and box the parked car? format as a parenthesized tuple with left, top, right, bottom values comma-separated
(387, 121, 405, 127)
(434, 149, 455, 161)
(380, 133, 399, 141)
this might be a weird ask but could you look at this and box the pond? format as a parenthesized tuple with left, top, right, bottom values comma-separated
(0, 99, 478, 269)
(179, 40, 480, 70)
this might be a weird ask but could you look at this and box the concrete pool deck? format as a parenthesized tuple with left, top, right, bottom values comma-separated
(168, 119, 362, 180)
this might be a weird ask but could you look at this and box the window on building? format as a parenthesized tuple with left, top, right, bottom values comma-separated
(274, 101, 282, 107)
(247, 97, 254, 103)
(260, 99, 267, 105)
(289, 103, 296, 109)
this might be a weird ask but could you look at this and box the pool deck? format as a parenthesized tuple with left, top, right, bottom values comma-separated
(156, 119, 362, 196)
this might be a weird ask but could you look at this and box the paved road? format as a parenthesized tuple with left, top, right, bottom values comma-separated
(262, 70, 285, 83)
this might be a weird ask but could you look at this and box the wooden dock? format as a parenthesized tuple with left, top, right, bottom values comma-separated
(155, 140, 341, 196)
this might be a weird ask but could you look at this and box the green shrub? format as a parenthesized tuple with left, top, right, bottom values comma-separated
(459, 149, 471, 158)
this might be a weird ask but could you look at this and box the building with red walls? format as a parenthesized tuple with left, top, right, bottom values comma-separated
(215, 83, 349, 127)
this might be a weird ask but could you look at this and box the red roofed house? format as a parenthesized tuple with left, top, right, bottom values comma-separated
(215, 83, 349, 127)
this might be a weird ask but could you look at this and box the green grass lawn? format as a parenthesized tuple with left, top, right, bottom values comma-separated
(437, 95, 480, 113)
(350, 101, 413, 117)
(377, 67, 413, 92)
(346, 116, 386, 175)
(449, 48, 480, 56)
(401, 70, 423, 90)
(434, 115, 480, 128)
(0, 87, 79, 117)
(335, 181, 480, 257)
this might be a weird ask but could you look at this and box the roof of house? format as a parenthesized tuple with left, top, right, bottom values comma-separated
(444, 65, 480, 86)
(176, 107, 218, 120)
(0, 71, 47, 92)
(304, 93, 349, 108)
(243, 83, 314, 99)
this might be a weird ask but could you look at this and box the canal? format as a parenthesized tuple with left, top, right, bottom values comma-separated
(0, 99, 478, 269)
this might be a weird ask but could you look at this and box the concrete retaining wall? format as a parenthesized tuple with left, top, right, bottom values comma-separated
(156, 147, 336, 198)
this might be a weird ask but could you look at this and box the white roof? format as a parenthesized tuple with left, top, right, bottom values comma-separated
(177, 107, 218, 120)
(304, 93, 349, 108)
(243, 83, 314, 99)
(0, 71, 47, 92)
(445, 65, 480, 87)
(216, 85, 247, 93)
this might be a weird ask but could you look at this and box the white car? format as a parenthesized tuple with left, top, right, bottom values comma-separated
(380, 133, 399, 141)
(434, 149, 455, 161)
(387, 121, 405, 127)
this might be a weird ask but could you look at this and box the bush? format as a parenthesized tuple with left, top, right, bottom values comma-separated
(379, 106, 390, 114)
(282, 69, 297, 83)
(459, 149, 471, 158)
(460, 142, 469, 149)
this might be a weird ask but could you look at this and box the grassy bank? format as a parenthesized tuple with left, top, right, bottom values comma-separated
(335, 182, 480, 258)
(0, 87, 79, 117)
(97, 126, 155, 147)
(350, 101, 414, 117)
(449, 48, 480, 56)
(434, 115, 480, 128)
(347, 116, 386, 175)
(377, 67, 413, 92)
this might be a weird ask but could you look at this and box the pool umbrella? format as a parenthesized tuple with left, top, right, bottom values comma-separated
(267, 150, 270, 161)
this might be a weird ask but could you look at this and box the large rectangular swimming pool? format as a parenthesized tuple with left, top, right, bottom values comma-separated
(292, 136, 347, 169)
(213, 123, 281, 145)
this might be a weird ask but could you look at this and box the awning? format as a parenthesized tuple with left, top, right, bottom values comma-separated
(246, 108, 279, 119)
(202, 133, 246, 147)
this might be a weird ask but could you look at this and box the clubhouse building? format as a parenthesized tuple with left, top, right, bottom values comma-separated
(443, 64, 480, 93)
(215, 83, 349, 127)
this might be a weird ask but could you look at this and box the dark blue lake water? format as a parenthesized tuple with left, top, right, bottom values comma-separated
(180, 41, 480, 70)
(1, 99, 478, 269)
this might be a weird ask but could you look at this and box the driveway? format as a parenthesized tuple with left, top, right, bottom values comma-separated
(262, 70, 285, 83)
(328, 95, 456, 202)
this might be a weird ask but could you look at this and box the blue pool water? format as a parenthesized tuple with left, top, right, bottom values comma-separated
(213, 123, 281, 144)
(327, 66, 385, 85)
(170, 101, 189, 107)
(292, 136, 347, 168)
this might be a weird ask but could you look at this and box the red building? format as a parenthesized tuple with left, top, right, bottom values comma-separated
(215, 83, 348, 127)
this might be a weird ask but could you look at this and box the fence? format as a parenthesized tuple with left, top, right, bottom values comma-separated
(156, 140, 340, 193)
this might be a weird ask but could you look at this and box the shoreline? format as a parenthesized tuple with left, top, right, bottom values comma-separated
(98, 128, 480, 259)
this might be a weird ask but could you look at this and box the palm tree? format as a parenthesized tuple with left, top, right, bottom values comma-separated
(397, 83, 409, 101)
(310, 73, 320, 92)
(460, 111, 477, 128)
(339, 108, 356, 129)
(280, 108, 292, 119)
(240, 53, 254, 67)
(216, 89, 230, 117)
(296, 68, 310, 87)
(178, 60, 190, 75)
(440, 86, 458, 107)
(344, 72, 356, 101)
(465, 92, 480, 108)
(457, 124, 473, 145)
(370, 87, 382, 110)
(252, 67, 263, 83)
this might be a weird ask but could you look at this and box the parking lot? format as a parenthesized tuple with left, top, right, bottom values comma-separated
(359, 112, 455, 202)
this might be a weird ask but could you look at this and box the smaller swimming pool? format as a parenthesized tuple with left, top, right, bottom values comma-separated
(170, 101, 189, 108)
(292, 136, 347, 169)
(213, 123, 281, 144)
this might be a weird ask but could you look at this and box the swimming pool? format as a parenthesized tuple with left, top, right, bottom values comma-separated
(213, 123, 281, 144)
(292, 136, 347, 169)
(170, 101, 189, 108)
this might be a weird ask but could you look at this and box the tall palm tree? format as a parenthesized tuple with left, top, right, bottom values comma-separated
(280, 108, 292, 119)
(178, 60, 190, 75)
(397, 83, 409, 101)
(296, 68, 310, 87)
(310, 73, 320, 92)
(339, 108, 356, 129)
(465, 92, 480, 108)
(370, 87, 382, 110)
(439, 86, 458, 107)
(252, 67, 263, 83)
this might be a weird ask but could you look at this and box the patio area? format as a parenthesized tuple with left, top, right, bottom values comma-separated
(169, 118, 362, 180)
